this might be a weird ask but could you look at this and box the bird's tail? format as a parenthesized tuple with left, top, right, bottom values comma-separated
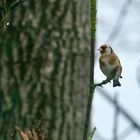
(113, 80, 121, 87)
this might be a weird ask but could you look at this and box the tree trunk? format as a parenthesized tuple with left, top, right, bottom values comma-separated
(0, 0, 89, 139)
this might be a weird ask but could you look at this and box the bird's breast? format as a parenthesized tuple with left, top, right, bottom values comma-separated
(99, 57, 116, 77)
(100, 56, 116, 67)
(100, 58, 111, 67)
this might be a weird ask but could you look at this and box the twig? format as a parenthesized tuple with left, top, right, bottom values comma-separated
(83, 0, 96, 140)
(88, 127, 96, 140)
(94, 78, 112, 88)
(94, 66, 118, 88)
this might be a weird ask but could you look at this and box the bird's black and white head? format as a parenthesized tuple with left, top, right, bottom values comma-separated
(98, 44, 113, 55)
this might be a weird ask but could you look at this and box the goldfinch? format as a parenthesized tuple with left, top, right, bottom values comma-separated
(98, 44, 122, 87)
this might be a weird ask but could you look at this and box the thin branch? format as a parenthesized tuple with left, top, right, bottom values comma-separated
(88, 127, 96, 140)
(94, 66, 118, 88)
(94, 77, 112, 88)
(83, 0, 96, 140)
(113, 94, 119, 140)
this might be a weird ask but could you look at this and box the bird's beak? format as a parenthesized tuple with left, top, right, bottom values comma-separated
(98, 48, 102, 52)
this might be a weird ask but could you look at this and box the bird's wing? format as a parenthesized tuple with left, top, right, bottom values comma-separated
(111, 66, 119, 77)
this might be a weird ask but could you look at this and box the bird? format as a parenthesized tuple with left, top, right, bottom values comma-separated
(98, 44, 122, 87)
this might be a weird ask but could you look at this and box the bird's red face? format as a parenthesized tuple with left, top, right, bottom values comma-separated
(98, 44, 108, 54)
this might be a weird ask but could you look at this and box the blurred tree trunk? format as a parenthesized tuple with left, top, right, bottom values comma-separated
(0, 0, 89, 140)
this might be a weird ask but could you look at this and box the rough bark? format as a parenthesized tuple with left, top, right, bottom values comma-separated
(0, 0, 89, 139)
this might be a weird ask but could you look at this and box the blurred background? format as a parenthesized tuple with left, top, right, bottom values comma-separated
(93, 0, 140, 140)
